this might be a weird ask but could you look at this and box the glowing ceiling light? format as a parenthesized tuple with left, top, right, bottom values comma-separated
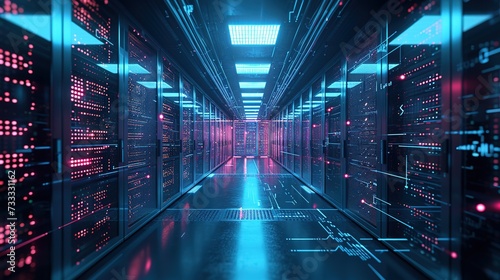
(327, 81, 362, 89)
(137, 81, 173, 89)
(241, 93, 264, 98)
(242, 100, 262, 103)
(235, 63, 271, 74)
(350, 64, 398, 74)
(240, 82, 266, 89)
(229, 25, 280, 45)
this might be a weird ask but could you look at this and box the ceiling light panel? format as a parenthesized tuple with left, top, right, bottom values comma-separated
(240, 82, 266, 89)
(229, 25, 280, 45)
(242, 100, 262, 103)
(241, 93, 264, 98)
(235, 63, 271, 74)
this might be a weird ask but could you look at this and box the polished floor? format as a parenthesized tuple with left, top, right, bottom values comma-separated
(80, 158, 426, 280)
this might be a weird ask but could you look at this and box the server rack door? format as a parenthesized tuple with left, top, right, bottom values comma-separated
(301, 89, 312, 184)
(126, 27, 158, 228)
(194, 88, 204, 180)
(283, 108, 290, 167)
(181, 77, 194, 190)
(210, 103, 215, 169)
(287, 105, 295, 167)
(344, 24, 382, 230)
(0, 2, 53, 278)
(161, 56, 180, 204)
(385, 1, 451, 278)
(203, 97, 210, 173)
(324, 63, 344, 207)
(311, 77, 325, 193)
(258, 121, 270, 157)
(294, 97, 302, 175)
(461, 1, 500, 278)
(215, 108, 221, 165)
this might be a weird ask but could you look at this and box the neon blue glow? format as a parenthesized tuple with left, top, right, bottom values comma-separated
(324, 93, 341, 98)
(463, 15, 493, 31)
(0, 14, 51, 41)
(236, 64, 271, 74)
(137, 81, 172, 89)
(389, 16, 441, 45)
(128, 64, 151, 74)
(327, 81, 362, 89)
(241, 93, 264, 98)
(229, 25, 280, 45)
(72, 23, 104, 45)
(244, 105, 260, 108)
(350, 64, 399, 74)
(240, 82, 266, 89)
(162, 93, 181, 98)
(242, 100, 262, 103)
(96, 63, 151, 74)
(208, 174, 215, 178)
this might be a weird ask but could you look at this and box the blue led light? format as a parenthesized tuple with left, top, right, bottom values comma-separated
(0, 14, 51, 41)
(241, 93, 264, 98)
(463, 15, 493, 31)
(235, 64, 271, 74)
(229, 25, 280, 45)
(240, 82, 266, 89)
(137, 81, 172, 89)
(242, 100, 262, 103)
(389, 16, 441, 45)
(350, 64, 398, 74)
(96, 63, 151, 74)
(244, 105, 261, 108)
(162, 93, 182, 98)
(327, 81, 362, 89)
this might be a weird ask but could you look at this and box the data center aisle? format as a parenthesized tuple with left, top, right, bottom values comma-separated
(81, 158, 425, 280)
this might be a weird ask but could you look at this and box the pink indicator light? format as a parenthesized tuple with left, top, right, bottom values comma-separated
(400, 75, 406, 80)
(159, 114, 164, 120)
(476, 203, 486, 212)
(346, 121, 351, 125)
(344, 174, 349, 178)
(361, 199, 365, 204)
(451, 252, 458, 259)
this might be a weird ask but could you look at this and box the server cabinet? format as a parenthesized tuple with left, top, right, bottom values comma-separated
(210, 103, 215, 169)
(0, 2, 53, 278)
(125, 27, 158, 228)
(344, 24, 383, 231)
(194, 89, 204, 180)
(301, 89, 312, 184)
(311, 77, 325, 193)
(293, 97, 302, 175)
(384, 1, 453, 278)
(258, 121, 270, 157)
(160, 56, 180, 204)
(181, 77, 194, 190)
(324, 62, 345, 207)
(460, 1, 500, 278)
(203, 97, 210, 173)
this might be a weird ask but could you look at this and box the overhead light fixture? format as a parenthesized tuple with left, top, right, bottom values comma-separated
(325, 93, 341, 98)
(463, 15, 493, 31)
(240, 82, 266, 89)
(228, 25, 280, 45)
(327, 81, 362, 89)
(235, 64, 271, 74)
(162, 93, 184, 98)
(137, 81, 173, 89)
(241, 93, 264, 98)
(242, 100, 262, 103)
(244, 105, 260, 108)
(389, 16, 441, 45)
(0, 14, 52, 41)
(350, 64, 398, 74)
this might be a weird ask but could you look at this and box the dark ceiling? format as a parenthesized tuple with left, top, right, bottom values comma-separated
(120, 0, 387, 119)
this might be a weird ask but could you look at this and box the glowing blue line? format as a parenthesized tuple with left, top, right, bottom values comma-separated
(486, 108, 500, 114)
(394, 249, 411, 252)
(398, 145, 441, 150)
(368, 264, 386, 280)
(301, 185, 315, 194)
(292, 185, 309, 203)
(317, 209, 327, 218)
(188, 185, 203, 193)
(350, 237, 382, 263)
(377, 238, 408, 241)
(363, 202, 414, 229)
(371, 170, 407, 180)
